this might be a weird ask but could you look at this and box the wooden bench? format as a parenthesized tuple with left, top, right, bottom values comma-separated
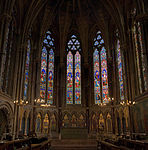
(119, 138, 148, 150)
(99, 141, 129, 150)
(0, 138, 51, 150)
(31, 139, 51, 150)
(0, 138, 31, 150)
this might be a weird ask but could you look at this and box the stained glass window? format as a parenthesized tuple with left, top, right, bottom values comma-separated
(93, 31, 109, 104)
(67, 51, 73, 104)
(94, 49, 101, 104)
(0, 24, 10, 90)
(47, 49, 54, 104)
(40, 47, 47, 101)
(5, 24, 14, 92)
(116, 40, 124, 100)
(75, 51, 81, 104)
(137, 22, 147, 91)
(66, 35, 81, 104)
(24, 40, 31, 101)
(133, 22, 148, 93)
(101, 47, 109, 103)
(133, 24, 142, 93)
(40, 31, 55, 104)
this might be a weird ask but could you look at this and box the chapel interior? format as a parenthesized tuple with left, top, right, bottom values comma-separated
(0, 0, 148, 150)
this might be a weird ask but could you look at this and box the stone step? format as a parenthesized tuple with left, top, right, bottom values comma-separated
(51, 139, 97, 150)
(51, 147, 97, 150)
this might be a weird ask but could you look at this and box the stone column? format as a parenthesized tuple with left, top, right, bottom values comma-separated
(12, 46, 23, 138)
(15, 44, 26, 138)
(59, 62, 65, 107)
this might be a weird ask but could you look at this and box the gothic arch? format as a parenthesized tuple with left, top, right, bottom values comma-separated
(0, 102, 13, 137)
(90, 112, 97, 131)
(106, 112, 112, 133)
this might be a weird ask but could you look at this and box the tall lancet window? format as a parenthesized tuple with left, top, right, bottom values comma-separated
(67, 35, 81, 104)
(133, 21, 148, 93)
(1, 21, 14, 93)
(24, 39, 31, 101)
(40, 31, 54, 104)
(116, 39, 124, 101)
(93, 31, 109, 104)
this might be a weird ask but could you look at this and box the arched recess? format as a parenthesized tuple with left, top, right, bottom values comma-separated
(78, 112, 86, 128)
(21, 111, 27, 135)
(106, 113, 112, 133)
(91, 112, 97, 132)
(62, 112, 70, 128)
(26, 112, 31, 135)
(50, 112, 57, 132)
(123, 107, 129, 131)
(0, 103, 13, 139)
(0, 109, 8, 139)
(116, 110, 121, 135)
(71, 112, 78, 127)
(98, 113, 105, 132)
(43, 113, 49, 134)
(36, 112, 42, 133)
(122, 116, 126, 134)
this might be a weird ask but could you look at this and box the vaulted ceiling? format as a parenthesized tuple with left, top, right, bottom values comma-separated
(10, 0, 135, 36)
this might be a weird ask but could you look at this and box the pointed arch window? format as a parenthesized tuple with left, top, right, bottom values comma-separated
(67, 35, 81, 104)
(93, 31, 109, 104)
(133, 21, 148, 93)
(24, 39, 31, 101)
(0, 21, 14, 93)
(116, 39, 124, 101)
(0, 24, 10, 90)
(40, 31, 54, 104)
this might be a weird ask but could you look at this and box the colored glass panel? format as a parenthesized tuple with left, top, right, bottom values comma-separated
(67, 35, 81, 104)
(75, 51, 81, 104)
(94, 31, 109, 104)
(67, 35, 81, 51)
(94, 49, 101, 104)
(133, 24, 142, 93)
(40, 31, 55, 104)
(0, 26, 9, 89)
(67, 51, 73, 104)
(47, 49, 54, 104)
(40, 47, 47, 100)
(117, 40, 124, 100)
(101, 47, 109, 103)
(5, 25, 14, 92)
(24, 40, 31, 100)
(137, 22, 147, 91)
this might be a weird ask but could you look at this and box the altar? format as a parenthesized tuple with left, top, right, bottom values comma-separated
(61, 127, 88, 139)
